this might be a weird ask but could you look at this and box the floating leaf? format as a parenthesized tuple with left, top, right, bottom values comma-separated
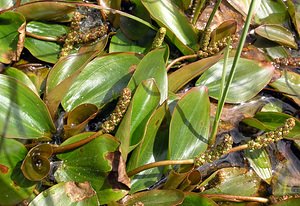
(24, 37, 61, 64)
(127, 102, 168, 193)
(255, 0, 288, 24)
(0, 75, 55, 139)
(116, 79, 161, 159)
(245, 148, 272, 184)
(202, 168, 261, 196)
(168, 54, 223, 93)
(55, 133, 129, 203)
(196, 57, 274, 103)
(21, 144, 53, 181)
(109, 29, 151, 54)
(62, 53, 141, 112)
(29, 182, 99, 206)
(16, 1, 75, 21)
(26, 21, 69, 38)
(287, 0, 300, 36)
(141, 0, 198, 54)
(122, 189, 184, 206)
(242, 112, 300, 139)
(181, 193, 218, 206)
(0, 11, 26, 64)
(227, 0, 262, 17)
(169, 86, 210, 160)
(0, 138, 36, 205)
(272, 198, 300, 206)
(128, 47, 168, 104)
(255, 24, 298, 49)
(4, 67, 38, 94)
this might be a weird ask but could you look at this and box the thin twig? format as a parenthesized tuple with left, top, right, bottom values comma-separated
(166, 54, 197, 71)
(26, 32, 58, 42)
(200, 194, 269, 203)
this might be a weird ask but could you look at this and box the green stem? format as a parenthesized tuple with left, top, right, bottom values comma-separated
(209, 38, 231, 143)
(208, 0, 257, 145)
(192, 0, 207, 25)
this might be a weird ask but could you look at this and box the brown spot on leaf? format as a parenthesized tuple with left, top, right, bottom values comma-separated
(0, 164, 9, 174)
(129, 64, 137, 74)
(65, 181, 96, 202)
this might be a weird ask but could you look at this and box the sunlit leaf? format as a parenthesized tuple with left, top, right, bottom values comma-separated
(0, 75, 55, 139)
(127, 102, 168, 193)
(202, 168, 261, 196)
(226, 0, 261, 17)
(287, 0, 300, 36)
(168, 54, 222, 93)
(4, 67, 38, 94)
(196, 57, 274, 103)
(128, 47, 168, 104)
(169, 86, 210, 160)
(141, 0, 198, 54)
(16, 1, 75, 21)
(55, 133, 128, 203)
(0, 138, 36, 205)
(242, 112, 300, 139)
(210, 20, 237, 46)
(255, 24, 298, 49)
(272, 198, 300, 206)
(255, 0, 288, 24)
(122, 189, 184, 206)
(0, 11, 25, 64)
(29, 182, 99, 206)
(62, 53, 141, 112)
(245, 148, 272, 184)
(26, 21, 69, 38)
(0, 0, 14, 11)
(116, 79, 161, 160)
(24, 37, 61, 64)
(181, 193, 218, 206)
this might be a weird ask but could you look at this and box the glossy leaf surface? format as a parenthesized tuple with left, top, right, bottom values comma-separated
(4, 67, 38, 94)
(128, 48, 168, 104)
(116, 79, 160, 159)
(181, 193, 218, 206)
(168, 54, 222, 92)
(141, 0, 198, 54)
(26, 21, 68, 38)
(0, 138, 36, 205)
(169, 86, 210, 160)
(122, 189, 184, 206)
(0, 75, 55, 139)
(255, 24, 298, 49)
(287, 0, 300, 36)
(255, 0, 288, 24)
(196, 57, 274, 103)
(127, 103, 168, 193)
(62, 53, 141, 112)
(0, 11, 25, 64)
(29, 182, 99, 206)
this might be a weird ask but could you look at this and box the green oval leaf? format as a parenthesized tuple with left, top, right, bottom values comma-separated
(255, 24, 298, 49)
(123, 189, 184, 206)
(4, 67, 38, 94)
(168, 54, 223, 93)
(116, 79, 161, 159)
(245, 148, 272, 184)
(127, 102, 168, 193)
(181, 193, 218, 206)
(26, 21, 69, 38)
(0, 75, 55, 139)
(141, 0, 198, 54)
(169, 86, 210, 160)
(287, 0, 300, 36)
(0, 138, 36, 205)
(128, 47, 168, 104)
(16, 1, 75, 21)
(196, 57, 274, 103)
(24, 37, 61, 64)
(255, 0, 288, 24)
(29, 182, 99, 206)
(62, 53, 141, 112)
(0, 11, 25, 64)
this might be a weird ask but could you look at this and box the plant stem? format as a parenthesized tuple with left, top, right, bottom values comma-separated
(26, 32, 58, 42)
(209, 38, 231, 142)
(208, 0, 257, 145)
(200, 194, 269, 203)
(52, 130, 103, 154)
(166, 54, 198, 71)
(127, 159, 194, 177)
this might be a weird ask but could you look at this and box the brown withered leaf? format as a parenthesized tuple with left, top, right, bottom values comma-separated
(65, 181, 96, 202)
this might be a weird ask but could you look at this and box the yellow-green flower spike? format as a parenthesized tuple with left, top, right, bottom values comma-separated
(151, 27, 167, 50)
